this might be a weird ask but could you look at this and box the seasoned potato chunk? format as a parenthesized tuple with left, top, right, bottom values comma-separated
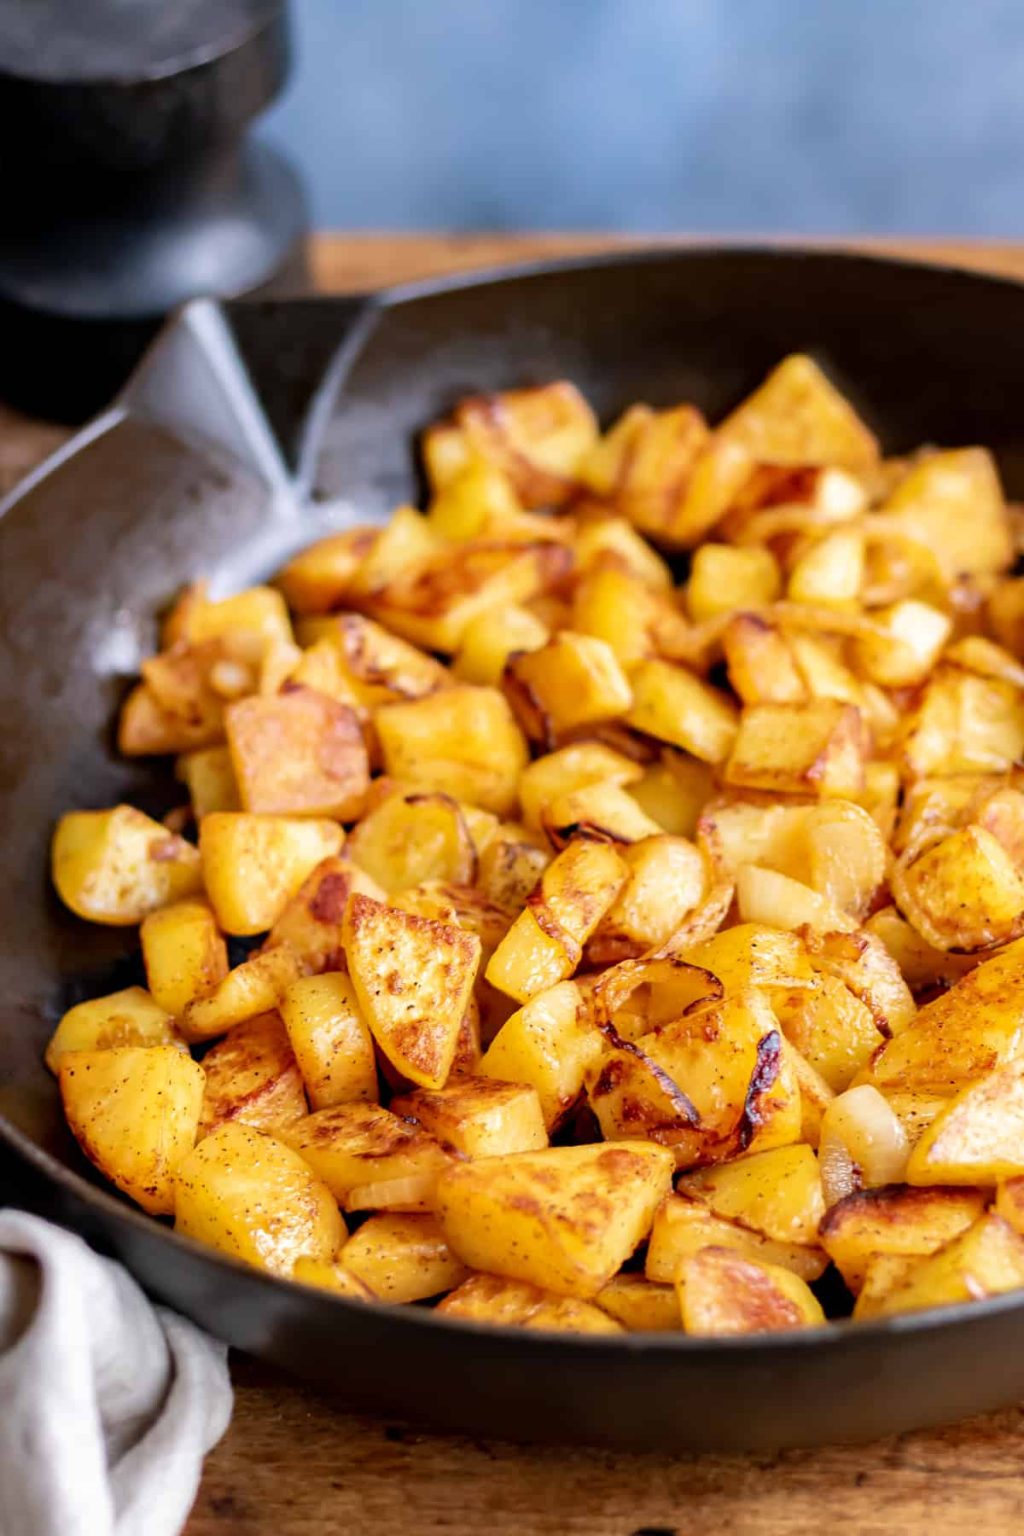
(60, 1046, 204, 1214)
(291, 1255, 376, 1300)
(141, 899, 228, 1016)
(199, 812, 343, 935)
(819, 1184, 987, 1292)
(906, 1057, 1024, 1185)
(874, 448, 1012, 585)
(342, 894, 480, 1090)
(197, 1011, 307, 1138)
(677, 1145, 825, 1246)
(856, 1213, 1024, 1319)
(261, 855, 382, 974)
(676, 1247, 825, 1335)
(645, 1193, 827, 1284)
(724, 701, 868, 798)
(180, 945, 301, 1043)
(45, 987, 185, 1074)
(438, 1274, 622, 1333)
(686, 544, 780, 622)
(436, 1141, 673, 1298)
(225, 687, 369, 820)
(279, 1102, 451, 1210)
(52, 806, 202, 925)
(518, 742, 644, 831)
(625, 660, 738, 764)
(717, 354, 879, 472)
(345, 790, 476, 893)
(276, 526, 379, 614)
(375, 685, 527, 816)
(341, 1213, 469, 1302)
(279, 972, 378, 1109)
(391, 1077, 547, 1159)
(504, 631, 633, 743)
(174, 1122, 345, 1275)
(177, 746, 240, 817)
(453, 603, 549, 686)
(480, 980, 600, 1129)
(594, 1273, 681, 1331)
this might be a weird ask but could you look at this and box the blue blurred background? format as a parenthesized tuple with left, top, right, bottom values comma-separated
(262, 0, 1024, 234)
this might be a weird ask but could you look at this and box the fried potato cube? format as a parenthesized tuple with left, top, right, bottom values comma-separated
(279, 1102, 450, 1209)
(197, 1010, 306, 1139)
(902, 668, 1024, 780)
(571, 565, 690, 666)
(436, 1141, 673, 1299)
(541, 781, 662, 851)
(625, 753, 715, 839)
(480, 980, 600, 1129)
(262, 855, 382, 974)
(174, 1121, 345, 1275)
(279, 973, 378, 1110)
(199, 812, 343, 935)
(863, 905, 978, 996)
(180, 945, 301, 1042)
(504, 632, 632, 741)
(45, 987, 185, 1074)
(682, 923, 815, 992)
(676, 1247, 825, 1335)
(677, 1144, 826, 1246)
(453, 603, 549, 686)
(906, 1057, 1024, 1185)
(391, 1077, 547, 1159)
(685, 544, 781, 622)
(807, 927, 916, 1040)
(393, 882, 511, 973)
(573, 514, 673, 589)
(424, 383, 598, 507)
(819, 1184, 987, 1293)
(119, 681, 224, 756)
(225, 687, 369, 820)
(60, 1046, 204, 1214)
(485, 840, 628, 1003)
(341, 1213, 469, 1302)
(774, 976, 882, 1093)
(645, 1194, 827, 1284)
(140, 642, 230, 745)
(301, 612, 451, 708)
(716, 354, 879, 472)
(426, 456, 526, 540)
(591, 834, 707, 957)
(724, 701, 868, 798)
(875, 448, 1013, 584)
(276, 526, 379, 613)
(594, 1273, 681, 1331)
(518, 742, 644, 831)
(176, 746, 240, 817)
(437, 1274, 622, 1333)
(476, 829, 551, 912)
(996, 1176, 1024, 1235)
(864, 935, 1024, 1095)
(859, 1213, 1024, 1319)
(169, 584, 294, 658)
(344, 504, 441, 597)
(291, 1255, 375, 1300)
(140, 899, 228, 1017)
(722, 615, 807, 706)
(787, 527, 865, 607)
(52, 805, 202, 925)
(735, 864, 856, 935)
(375, 685, 527, 817)
(345, 790, 476, 893)
(895, 825, 1024, 953)
(624, 659, 738, 765)
(342, 894, 480, 1090)
(852, 599, 953, 688)
(584, 403, 714, 544)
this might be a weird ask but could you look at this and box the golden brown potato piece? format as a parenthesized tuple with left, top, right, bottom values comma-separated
(291, 1255, 376, 1300)
(341, 1213, 469, 1302)
(453, 602, 549, 686)
(645, 1193, 827, 1284)
(540, 781, 662, 851)
(52, 806, 202, 925)
(225, 687, 369, 820)
(279, 1102, 450, 1210)
(855, 1213, 1024, 1319)
(677, 1144, 825, 1247)
(261, 855, 382, 974)
(197, 1011, 307, 1138)
(906, 1057, 1024, 1185)
(722, 614, 807, 706)
(180, 945, 302, 1043)
(345, 790, 476, 893)
(375, 685, 527, 817)
(594, 1273, 681, 1331)
(485, 839, 628, 1003)
(437, 1273, 623, 1333)
(140, 899, 228, 1017)
(342, 894, 480, 1090)
(724, 701, 868, 799)
(504, 631, 633, 744)
(60, 1046, 204, 1214)
(716, 354, 879, 472)
(588, 834, 707, 960)
(901, 668, 1024, 781)
(893, 825, 1024, 953)
(624, 660, 738, 765)
(774, 976, 882, 1093)
(518, 742, 644, 831)
(480, 980, 601, 1130)
(199, 812, 343, 936)
(174, 1121, 345, 1276)
(298, 611, 450, 708)
(676, 1247, 825, 1335)
(167, 583, 294, 657)
(819, 1183, 987, 1293)
(279, 972, 378, 1110)
(436, 1141, 673, 1298)
(45, 987, 185, 1075)
(687, 544, 781, 622)
(176, 745, 240, 816)
(873, 448, 1013, 585)
(391, 1076, 547, 1159)
(276, 527, 380, 613)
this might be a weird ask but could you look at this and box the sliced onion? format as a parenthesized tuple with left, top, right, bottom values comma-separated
(819, 1084, 909, 1208)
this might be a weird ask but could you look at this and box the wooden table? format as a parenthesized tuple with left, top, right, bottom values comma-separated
(10, 233, 1024, 1534)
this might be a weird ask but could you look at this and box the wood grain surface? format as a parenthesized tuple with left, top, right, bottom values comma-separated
(8, 232, 1024, 1534)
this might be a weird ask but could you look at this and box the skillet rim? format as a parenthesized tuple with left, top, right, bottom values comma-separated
(4, 239, 1024, 1359)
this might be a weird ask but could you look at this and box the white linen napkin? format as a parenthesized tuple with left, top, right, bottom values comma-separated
(0, 1209, 232, 1536)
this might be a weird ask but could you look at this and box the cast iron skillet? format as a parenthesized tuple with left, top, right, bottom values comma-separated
(4, 249, 1024, 1453)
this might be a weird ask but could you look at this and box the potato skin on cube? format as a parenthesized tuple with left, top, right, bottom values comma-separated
(342, 893, 481, 1090)
(225, 687, 369, 820)
(199, 812, 343, 935)
(174, 1122, 345, 1276)
(436, 1141, 673, 1299)
(676, 1247, 825, 1336)
(45, 987, 185, 1074)
(60, 1046, 205, 1214)
(52, 806, 202, 925)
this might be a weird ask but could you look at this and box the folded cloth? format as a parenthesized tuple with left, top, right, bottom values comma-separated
(0, 1210, 232, 1536)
